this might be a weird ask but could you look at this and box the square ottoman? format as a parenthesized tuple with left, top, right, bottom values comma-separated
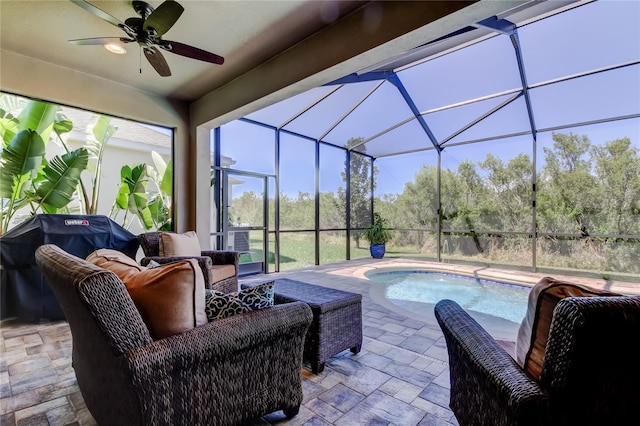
(242, 278, 362, 373)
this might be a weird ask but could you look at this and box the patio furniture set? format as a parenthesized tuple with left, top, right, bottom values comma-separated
(26, 228, 640, 425)
(33, 230, 363, 425)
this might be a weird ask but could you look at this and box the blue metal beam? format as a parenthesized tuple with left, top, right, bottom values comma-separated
(508, 29, 539, 272)
(510, 30, 537, 138)
(386, 73, 441, 152)
(326, 71, 393, 85)
(239, 117, 277, 130)
(473, 18, 537, 137)
(475, 16, 516, 35)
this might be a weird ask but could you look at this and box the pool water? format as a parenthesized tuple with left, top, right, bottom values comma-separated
(367, 270, 529, 324)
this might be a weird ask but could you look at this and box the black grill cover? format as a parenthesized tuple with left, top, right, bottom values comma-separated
(0, 214, 139, 321)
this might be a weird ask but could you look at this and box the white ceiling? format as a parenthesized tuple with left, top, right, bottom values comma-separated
(0, 0, 366, 102)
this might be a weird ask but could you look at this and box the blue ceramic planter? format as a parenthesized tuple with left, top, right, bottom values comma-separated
(370, 244, 386, 259)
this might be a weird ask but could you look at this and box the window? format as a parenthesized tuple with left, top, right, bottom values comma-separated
(0, 92, 173, 234)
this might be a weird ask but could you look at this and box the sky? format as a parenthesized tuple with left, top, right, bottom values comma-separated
(215, 0, 640, 197)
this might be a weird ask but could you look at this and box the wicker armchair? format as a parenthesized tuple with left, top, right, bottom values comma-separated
(35, 244, 312, 426)
(138, 231, 239, 293)
(435, 297, 640, 426)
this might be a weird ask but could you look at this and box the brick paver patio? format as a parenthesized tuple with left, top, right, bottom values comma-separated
(2, 257, 635, 425)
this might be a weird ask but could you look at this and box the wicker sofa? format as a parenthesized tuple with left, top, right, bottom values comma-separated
(435, 295, 640, 426)
(138, 231, 239, 293)
(35, 244, 312, 426)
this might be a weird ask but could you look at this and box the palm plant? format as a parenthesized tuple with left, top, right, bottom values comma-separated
(86, 116, 117, 214)
(0, 98, 89, 233)
(147, 152, 173, 230)
(110, 153, 173, 231)
(110, 163, 153, 229)
(50, 113, 117, 215)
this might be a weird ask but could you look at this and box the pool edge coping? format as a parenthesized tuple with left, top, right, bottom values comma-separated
(349, 258, 640, 296)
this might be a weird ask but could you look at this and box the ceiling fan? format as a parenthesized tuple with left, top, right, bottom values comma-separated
(68, 0, 224, 77)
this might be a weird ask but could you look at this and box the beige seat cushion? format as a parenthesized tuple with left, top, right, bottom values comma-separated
(87, 249, 207, 340)
(159, 231, 201, 256)
(515, 277, 619, 380)
(86, 249, 144, 281)
(211, 264, 236, 283)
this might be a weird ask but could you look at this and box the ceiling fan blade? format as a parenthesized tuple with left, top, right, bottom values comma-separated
(144, 48, 172, 77)
(160, 40, 224, 65)
(68, 37, 133, 45)
(143, 1, 184, 36)
(70, 0, 125, 29)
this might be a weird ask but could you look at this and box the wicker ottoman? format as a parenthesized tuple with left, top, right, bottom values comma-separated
(242, 278, 363, 374)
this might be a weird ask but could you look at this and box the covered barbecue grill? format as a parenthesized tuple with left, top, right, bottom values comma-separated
(0, 214, 138, 321)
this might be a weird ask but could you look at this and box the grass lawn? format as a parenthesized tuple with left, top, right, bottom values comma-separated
(240, 234, 373, 271)
(239, 233, 439, 271)
(238, 234, 640, 282)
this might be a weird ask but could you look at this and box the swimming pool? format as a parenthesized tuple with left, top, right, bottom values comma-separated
(367, 269, 530, 325)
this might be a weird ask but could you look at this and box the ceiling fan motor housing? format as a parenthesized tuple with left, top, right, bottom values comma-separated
(132, 1, 154, 20)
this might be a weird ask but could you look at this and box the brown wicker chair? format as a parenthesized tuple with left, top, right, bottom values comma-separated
(138, 231, 239, 293)
(435, 296, 640, 426)
(35, 244, 312, 426)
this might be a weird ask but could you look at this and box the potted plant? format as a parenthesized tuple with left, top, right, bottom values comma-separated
(363, 213, 392, 259)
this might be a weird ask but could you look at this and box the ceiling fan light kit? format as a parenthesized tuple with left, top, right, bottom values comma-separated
(69, 0, 224, 77)
(104, 43, 127, 54)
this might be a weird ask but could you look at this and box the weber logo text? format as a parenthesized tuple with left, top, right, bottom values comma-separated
(65, 219, 89, 226)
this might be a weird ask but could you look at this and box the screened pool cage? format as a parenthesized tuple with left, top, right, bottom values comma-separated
(211, 0, 640, 279)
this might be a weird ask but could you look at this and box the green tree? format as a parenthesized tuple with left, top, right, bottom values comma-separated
(373, 193, 396, 229)
(591, 137, 640, 236)
(335, 138, 376, 247)
(230, 190, 263, 227)
(440, 161, 489, 255)
(479, 153, 532, 232)
(319, 191, 344, 230)
(538, 132, 597, 235)
(589, 137, 640, 272)
(280, 191, 314, 230)
(393, 165, 439, 249)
